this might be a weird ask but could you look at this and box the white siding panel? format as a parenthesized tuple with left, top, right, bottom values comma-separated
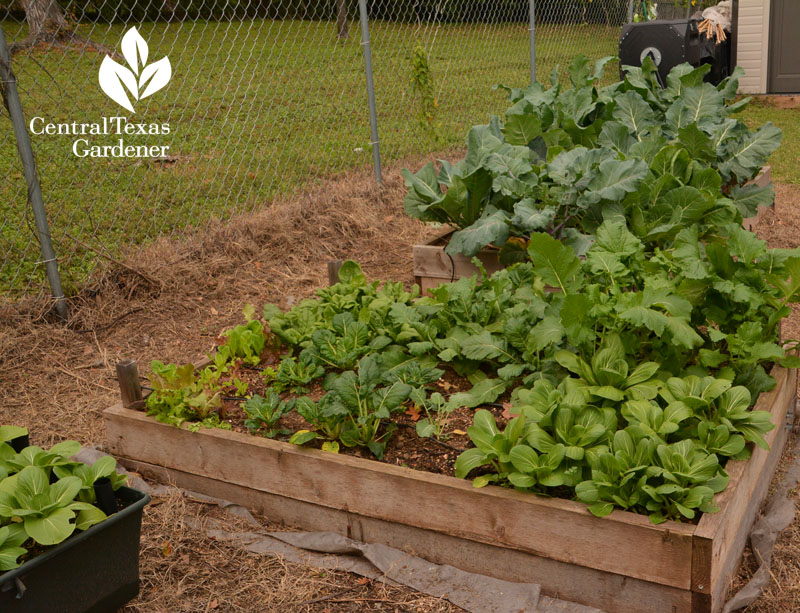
(737, 0, 770, 94)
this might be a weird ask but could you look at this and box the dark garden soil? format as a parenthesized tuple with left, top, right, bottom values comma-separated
(203, 357, 507, 476)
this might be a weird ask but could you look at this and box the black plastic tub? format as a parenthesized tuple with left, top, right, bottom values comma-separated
(0, 486, 150, 613)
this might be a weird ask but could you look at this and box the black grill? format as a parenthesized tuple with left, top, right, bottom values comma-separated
(619, 19, 731, 86)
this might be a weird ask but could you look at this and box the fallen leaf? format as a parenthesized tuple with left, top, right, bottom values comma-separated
(210, 307, 218, 316)
(207, 599, 219, 610)
(405, 404, 421, 421)
(502, 402, 519, 420)
(452, 429, 467, 436)
(162, 542, 172, 556)
(357, 577, 370, 585)
(384, 215, 395, 223)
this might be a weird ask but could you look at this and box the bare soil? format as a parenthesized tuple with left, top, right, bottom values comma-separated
(2, 170, 799, 612)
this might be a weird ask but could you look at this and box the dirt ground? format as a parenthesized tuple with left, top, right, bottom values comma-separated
(1, 164, 800, 612)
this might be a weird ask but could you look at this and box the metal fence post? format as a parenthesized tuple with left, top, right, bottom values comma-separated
(358, 0, 382, 184)
(0, 24, 67, 320)
(528, 0, 536, 84)
(627, 0, 634, 23)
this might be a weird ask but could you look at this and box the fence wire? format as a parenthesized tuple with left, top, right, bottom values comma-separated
(0, 0, 693, 303)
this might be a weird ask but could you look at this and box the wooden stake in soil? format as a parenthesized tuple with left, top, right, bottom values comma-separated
(328, 260, 344, 286)
(116, 359, 144, 410)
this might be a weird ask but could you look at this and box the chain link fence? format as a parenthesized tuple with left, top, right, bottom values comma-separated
(1, 0, 701, 307)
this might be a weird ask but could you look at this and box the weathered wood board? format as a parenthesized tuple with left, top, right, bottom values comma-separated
(105, 365, 796, 613)
(412, 226, 503, 295)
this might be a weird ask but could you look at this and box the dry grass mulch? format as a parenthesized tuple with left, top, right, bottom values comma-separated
(135, 489, 458, 612)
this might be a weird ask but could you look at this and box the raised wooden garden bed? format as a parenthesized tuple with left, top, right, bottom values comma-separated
(414, 167, 773, 293)
(105, 364, 796, 613)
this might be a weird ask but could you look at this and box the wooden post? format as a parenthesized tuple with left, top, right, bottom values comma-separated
(327, 260, 343, 286)
(116, 359, 144, 410)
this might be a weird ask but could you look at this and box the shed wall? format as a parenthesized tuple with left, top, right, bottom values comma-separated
(737, 0, 770, 93)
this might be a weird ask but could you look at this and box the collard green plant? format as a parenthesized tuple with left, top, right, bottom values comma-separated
(402, 58, 781, 259)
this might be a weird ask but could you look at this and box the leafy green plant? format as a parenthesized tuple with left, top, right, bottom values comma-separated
(641, 440, 727, 523)
(409, 43, 438, 138)
(0, 431, 131, 571)
(659, 377, 775, 458)
(243, 392, 295, 437)
(574, 428, 655, 517)
(275, 355, 325, 394)
(0, 467, 107, 547)
(0, 426, 27, 450)
(53, 455, 127, 504)
(0, 524, 27, 571)
(383, 359, 444, 391)
(455, 410, 534, 487)
(290, 355, 411, 458)
(554, 335, 662, 403)
(145, 360, 224, 428)
(305, 312, 388, 370)
(221, 304, 269, 366)
(402, 59, 780, 258)
(4, 441, 82, 476)
(409, 389, 454, 440)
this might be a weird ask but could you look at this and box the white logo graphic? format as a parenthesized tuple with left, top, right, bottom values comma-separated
(99, 27, 171, 113)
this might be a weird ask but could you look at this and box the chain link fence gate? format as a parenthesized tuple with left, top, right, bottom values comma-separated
(1, 0, 693, 310)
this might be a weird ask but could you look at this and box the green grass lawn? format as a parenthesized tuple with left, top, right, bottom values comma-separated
(735, 101, 800, 185)
(3, 19, 795, 296)
(0, 19, 620, 295)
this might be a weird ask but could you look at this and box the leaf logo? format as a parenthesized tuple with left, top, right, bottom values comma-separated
(98, 27, 171, 113)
